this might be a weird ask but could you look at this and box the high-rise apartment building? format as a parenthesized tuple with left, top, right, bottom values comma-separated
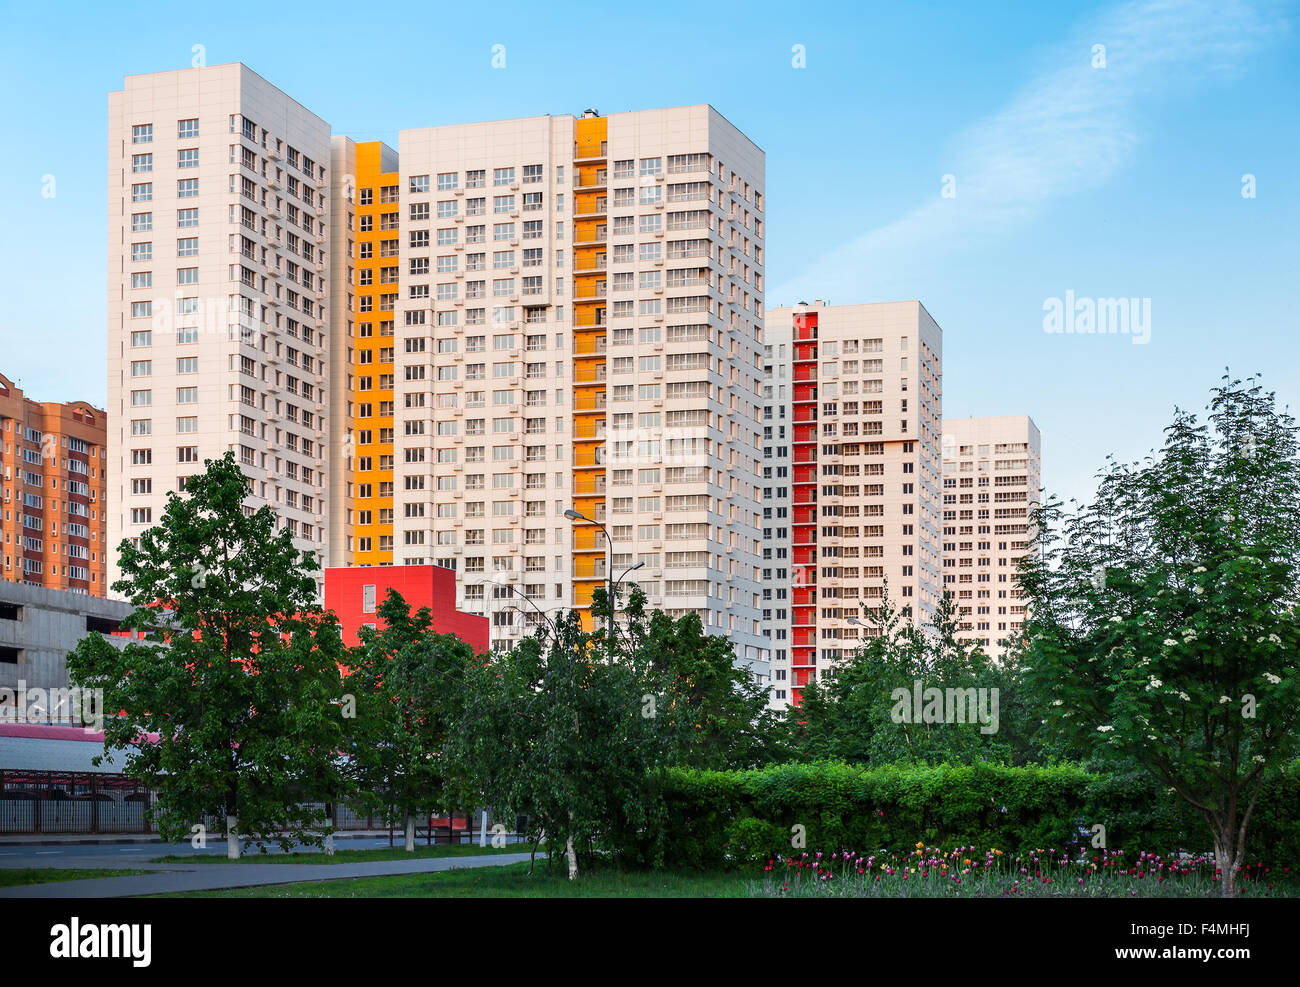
(0, 373, 108, 595)
(762, 302, 943, 705)
(940, 415, 1041, 659)
(107, 64, 333, 590)
(384, 107, 768, 666)
(106, 66, 769, 675)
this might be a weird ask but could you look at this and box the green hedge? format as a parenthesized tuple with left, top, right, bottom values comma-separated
(659, 761, 1300, 869)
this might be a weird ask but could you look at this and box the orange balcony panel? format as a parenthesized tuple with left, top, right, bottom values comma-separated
(574, 444, 604, 468)
(574, 390, 607, 412)
(573, 526, 605, 551)
(794, 364, 817, 383)
(574, 361, 606, 384)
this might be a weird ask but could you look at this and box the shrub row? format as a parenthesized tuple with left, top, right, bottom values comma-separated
(659, 761, 1300, 869)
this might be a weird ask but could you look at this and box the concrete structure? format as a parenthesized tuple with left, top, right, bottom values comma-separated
(0, 580, 135, 716)
(107, 64, 333, 593)
(940, 415, 1041, 659)
(323, 564, 489, 651)
(0, 374, 108, 595)
(762, 301, 943, 705)
(386, 106, 768, 670)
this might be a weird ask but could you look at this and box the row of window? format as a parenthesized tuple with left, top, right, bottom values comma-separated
(132, 120, 199, 143)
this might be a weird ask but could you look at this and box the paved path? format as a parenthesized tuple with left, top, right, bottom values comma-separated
(0, 850, 536, 898)
(0, 836, 481, 866)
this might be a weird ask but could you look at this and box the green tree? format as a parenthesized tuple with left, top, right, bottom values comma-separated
(624, 587, 786, 770)
(1019, 377, 1300, 896)
(342, 591, 479, 851)
(791, 587, 1024, 765)
(67, 452, 346, 858)
(455, 609, 657, 879)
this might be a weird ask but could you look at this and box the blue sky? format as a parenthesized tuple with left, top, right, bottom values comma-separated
(1, 0, 1296, 508)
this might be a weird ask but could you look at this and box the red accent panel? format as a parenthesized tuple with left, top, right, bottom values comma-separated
(324, 566, 490, 652)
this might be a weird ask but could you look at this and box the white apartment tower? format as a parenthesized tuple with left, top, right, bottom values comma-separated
(390, 107, 768, 671)
(107, 64, 332, 588)
(762, 301, 943, 705)
(940, 415, 1041, 659)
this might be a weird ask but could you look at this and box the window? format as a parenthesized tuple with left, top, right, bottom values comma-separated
(177, 237, 198, 257)
(131, 153, 152, 173)
(177, 208, 199, 228)
(132, 124, 152, 144)
(493, 167, 515, 186)
(177, 179, 199, 198)
(178, 118, 199, 139)
(131, 183, 152, 202)
(177, 148, 199, 169)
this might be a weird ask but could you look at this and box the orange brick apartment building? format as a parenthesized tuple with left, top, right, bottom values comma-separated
(0, 373, 108, 596)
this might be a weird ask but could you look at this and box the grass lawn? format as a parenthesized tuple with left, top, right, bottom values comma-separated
(0, 868, 148, 888)
(151, 843, 529, 865)
(162, 860, 750, 898)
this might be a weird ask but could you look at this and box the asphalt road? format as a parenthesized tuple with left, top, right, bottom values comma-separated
(0, 847, 537, 897)
(0, 835, 457, 868)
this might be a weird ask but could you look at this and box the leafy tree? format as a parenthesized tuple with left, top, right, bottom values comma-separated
(455, 609, 658, 878)
(623, 587, 787, 770)
(790, 587, 1026, 765)
(342, 591, 479, 851)
(1019, 377, 1300, 896)
(67, 452, 346, 858)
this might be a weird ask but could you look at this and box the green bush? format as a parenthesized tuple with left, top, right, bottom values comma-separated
(656, 761, 1300, 869)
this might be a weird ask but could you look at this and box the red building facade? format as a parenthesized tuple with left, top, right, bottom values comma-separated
(323, 565, 489, 652)
(790, 312, 819, 704)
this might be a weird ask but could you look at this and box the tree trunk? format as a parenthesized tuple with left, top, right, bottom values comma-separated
(404, 814, 416, 852)
(226, 814, 240, 860)
(1213, 832, 1238, 898)
(565, 811, 578, 880)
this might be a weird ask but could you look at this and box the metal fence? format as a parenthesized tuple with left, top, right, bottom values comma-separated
(0, 769, 507, 842)
(0, 769, 156, 834)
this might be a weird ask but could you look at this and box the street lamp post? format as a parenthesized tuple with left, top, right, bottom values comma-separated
(564, 508, 642, 647)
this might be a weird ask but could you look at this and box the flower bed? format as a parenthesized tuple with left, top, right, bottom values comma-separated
(750, 846, 1294, 897)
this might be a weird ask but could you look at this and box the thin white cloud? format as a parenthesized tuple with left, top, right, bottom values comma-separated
(772, 0, 1282, 304)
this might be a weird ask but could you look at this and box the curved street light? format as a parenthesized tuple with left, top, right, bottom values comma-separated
(564, 508, 638, 647)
